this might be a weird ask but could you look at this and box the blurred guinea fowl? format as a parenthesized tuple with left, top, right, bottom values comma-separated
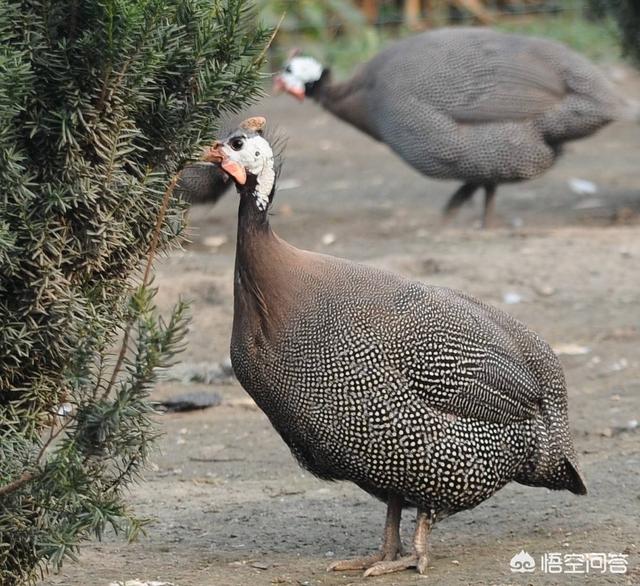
(204, 117, 586, 577)
(274, 28, 625, 226)
(175, 162, 232, 205)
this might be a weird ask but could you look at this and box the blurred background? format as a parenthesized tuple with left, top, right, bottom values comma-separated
(259, 0, 633, 73)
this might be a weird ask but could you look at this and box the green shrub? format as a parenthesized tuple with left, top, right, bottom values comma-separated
(0, 1, 269, 583)
(256, 0, 386, 75)
(498, 10, 621, 62)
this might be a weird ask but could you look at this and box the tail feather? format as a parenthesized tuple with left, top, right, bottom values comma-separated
(563, 457, 587, 495)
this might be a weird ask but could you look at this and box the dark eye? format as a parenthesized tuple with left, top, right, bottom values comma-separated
(284, 65, 292, 73)
(230, 138, 244, 151)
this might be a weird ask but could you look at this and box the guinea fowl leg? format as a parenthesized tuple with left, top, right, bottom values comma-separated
(327, 495, 403, 572)
(482, 183, 497, 229)
(363, 509, 433, 577)
(443, 182, 479, 222)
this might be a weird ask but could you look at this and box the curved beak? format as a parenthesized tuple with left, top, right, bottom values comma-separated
(272, 75, 305, 101)
(289, 87, 305, 101)
(202, 142, 247, 185)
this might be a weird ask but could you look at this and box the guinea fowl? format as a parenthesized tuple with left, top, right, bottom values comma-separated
(204, 117, 586, 577)
(175, 162, 232, 205)
(274, 28, 624, 227)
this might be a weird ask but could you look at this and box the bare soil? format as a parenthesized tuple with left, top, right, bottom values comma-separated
(44, 67, 640, 586)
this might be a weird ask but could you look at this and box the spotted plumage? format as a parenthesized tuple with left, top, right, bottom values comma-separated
(206, 119, 586, 577)
(175, 162, 232, 205)
(275, 28, 625, 226)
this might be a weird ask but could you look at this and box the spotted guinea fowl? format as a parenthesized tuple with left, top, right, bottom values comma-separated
(175, 162, 232, 205)
(274, 27, 625, 227)
(204, 117, 586, 577)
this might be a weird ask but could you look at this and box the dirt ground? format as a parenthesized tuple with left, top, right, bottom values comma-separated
(44, 66, 640, 586)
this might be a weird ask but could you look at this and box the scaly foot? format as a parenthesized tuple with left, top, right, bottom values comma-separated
(328, 495, 404, 572)
(327, 551, 389, 572)
(363, 508, 433, 577)
(364, 552, 430, 577)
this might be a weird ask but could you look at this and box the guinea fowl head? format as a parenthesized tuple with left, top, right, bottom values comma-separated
(204, 117, 277, 213)
(274, 53, 325, 101)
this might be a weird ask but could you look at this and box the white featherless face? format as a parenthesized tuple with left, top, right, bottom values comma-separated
(277, 57, 323, 98)
(219, 133, 275, 211)
(223, 134, 273, 177)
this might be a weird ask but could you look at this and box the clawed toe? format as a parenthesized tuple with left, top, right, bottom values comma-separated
(327, 552, 384, 572)
(363, 553, 429, 577)
(327, 499, 432, 577)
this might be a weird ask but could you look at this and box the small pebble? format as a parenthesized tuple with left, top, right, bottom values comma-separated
(609, 358, 628, 372)
(321, 233, 336, 246)
(569, 178, 597, 195)
(56, 402, 73, 416)
(535, 284, 555, 297)
(203, 235, 228, 249)
(553, 343, 590, 356)
(503, 292, 522, 305)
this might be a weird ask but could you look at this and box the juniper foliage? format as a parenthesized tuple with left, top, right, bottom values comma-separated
(0, 0, 269, 583)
